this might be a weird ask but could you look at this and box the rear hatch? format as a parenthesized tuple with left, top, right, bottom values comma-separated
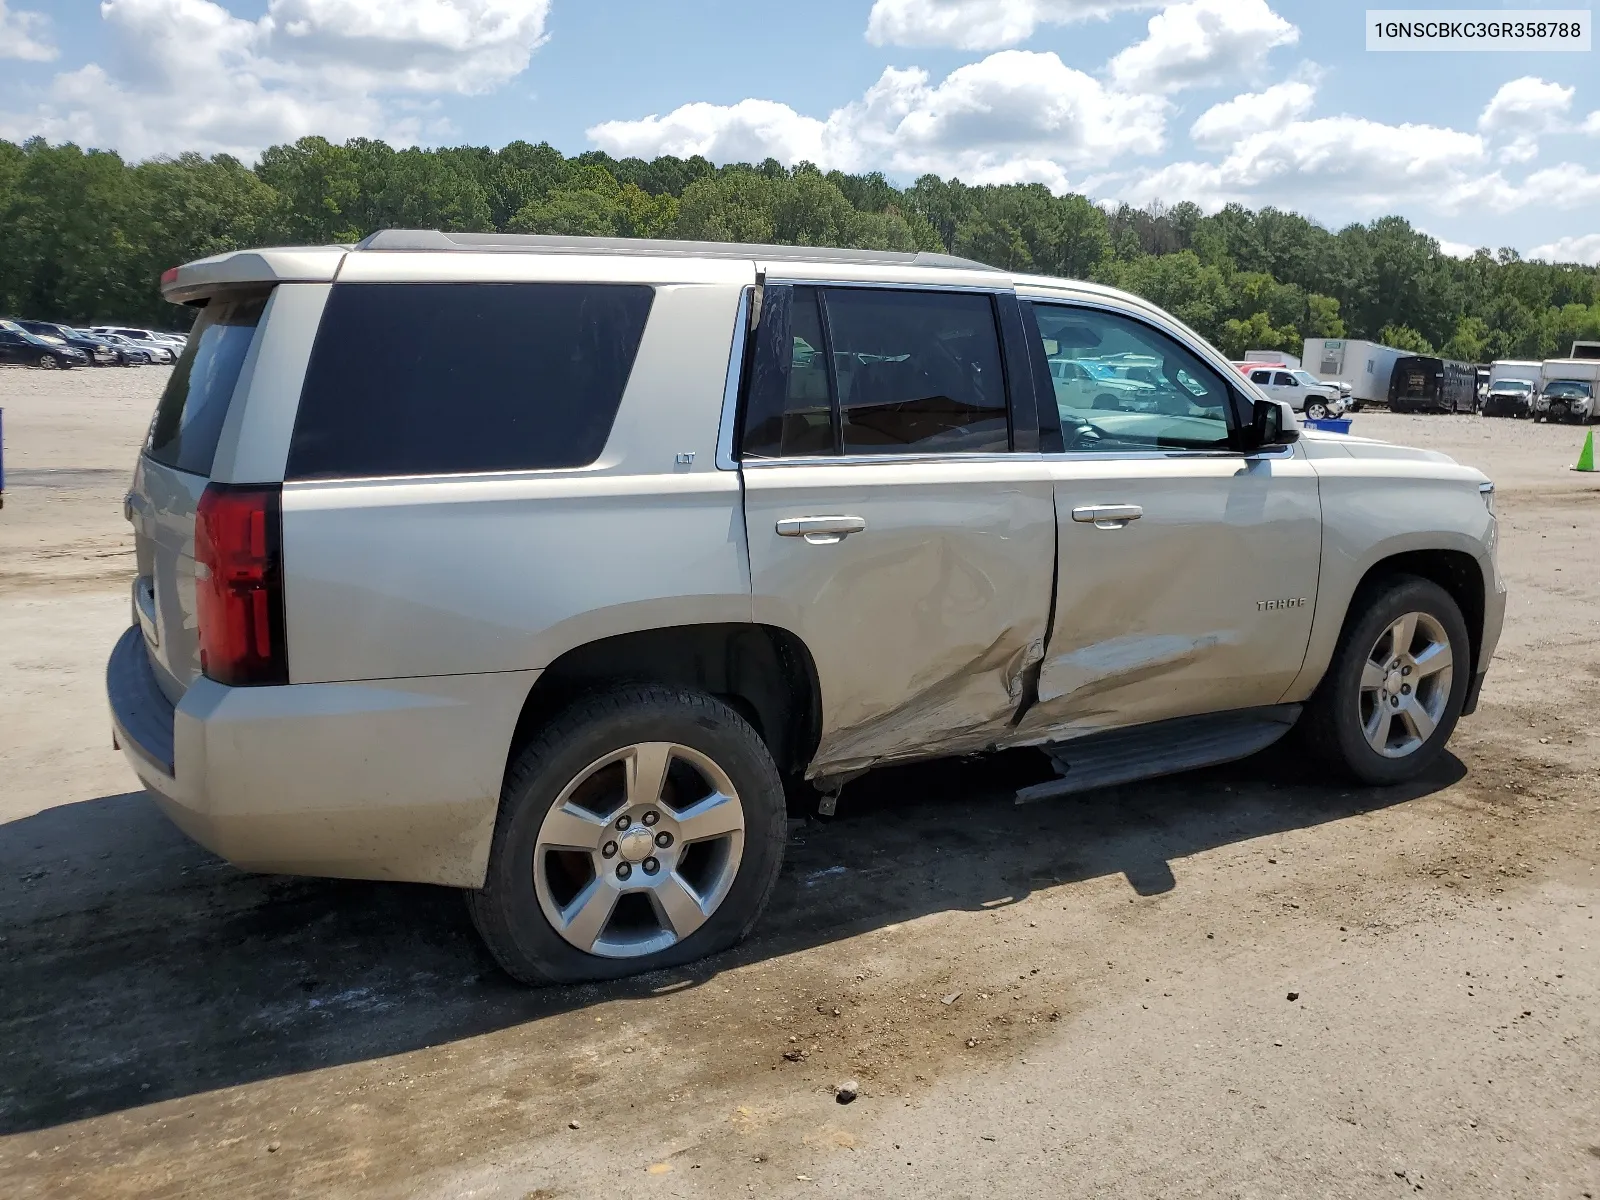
(129, 289, 273, 703)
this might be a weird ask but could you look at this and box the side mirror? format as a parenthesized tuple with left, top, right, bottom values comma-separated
(1250, 398, 1299, 449)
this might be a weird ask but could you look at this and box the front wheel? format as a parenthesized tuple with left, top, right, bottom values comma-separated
(36, 354, 59, 370)
(1300, 575, 1470, 786)
(469, 685, 787, 985)
(1306, 400, 1329, 420)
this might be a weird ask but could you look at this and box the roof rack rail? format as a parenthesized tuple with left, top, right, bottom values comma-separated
(352, 229, 989, 271)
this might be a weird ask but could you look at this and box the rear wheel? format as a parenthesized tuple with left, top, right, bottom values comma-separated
(1301, 575, 1470, 786)
(469, 685, 787, 985)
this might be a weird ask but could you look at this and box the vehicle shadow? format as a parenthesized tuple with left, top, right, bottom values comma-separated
(0, 744, 1465, 1135)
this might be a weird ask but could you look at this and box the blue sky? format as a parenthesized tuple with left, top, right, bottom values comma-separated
(2, 0, 1597, 261)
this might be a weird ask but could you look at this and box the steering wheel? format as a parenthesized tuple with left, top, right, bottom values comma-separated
(1062, 419, 1103, 451)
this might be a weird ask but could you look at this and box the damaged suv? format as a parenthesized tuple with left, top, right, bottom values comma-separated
(108, 232, 1505, 984)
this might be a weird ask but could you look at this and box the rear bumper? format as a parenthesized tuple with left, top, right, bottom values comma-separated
(106, 625, 538, 887)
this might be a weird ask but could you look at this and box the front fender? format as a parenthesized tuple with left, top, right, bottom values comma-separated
(1284, 461, 1502, 702)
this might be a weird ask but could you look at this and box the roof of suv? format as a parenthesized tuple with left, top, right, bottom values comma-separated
(161, 230, 995, 303)
(354, 228, 988, 269)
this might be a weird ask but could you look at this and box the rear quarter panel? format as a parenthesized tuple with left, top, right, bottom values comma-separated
(280, 280, 752, 683)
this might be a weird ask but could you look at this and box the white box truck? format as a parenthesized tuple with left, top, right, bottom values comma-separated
(1484, 360, 1542, 419)
(1303, 339, 1407, 412)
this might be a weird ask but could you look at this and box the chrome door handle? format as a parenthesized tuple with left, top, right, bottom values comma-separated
(1071, 503, 1143, 529)
(776, 515, 867, 545)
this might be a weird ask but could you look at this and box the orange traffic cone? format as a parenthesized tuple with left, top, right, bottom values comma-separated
(1574, 429, 1595, 473)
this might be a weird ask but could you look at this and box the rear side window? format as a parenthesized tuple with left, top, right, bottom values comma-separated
(145, 290, 270, 476)
(286, 283, 654, 480)
(740, 285, 1010, 458)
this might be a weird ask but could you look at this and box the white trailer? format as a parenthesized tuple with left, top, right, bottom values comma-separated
(1488, 360, 1542, 388)
(1303, 339, 1407, 410)
(1244, 349, 1300, 368)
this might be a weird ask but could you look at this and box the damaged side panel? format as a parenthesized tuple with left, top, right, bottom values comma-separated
(1001, 453, 1322, 749)
(743, 458, 1057, 779)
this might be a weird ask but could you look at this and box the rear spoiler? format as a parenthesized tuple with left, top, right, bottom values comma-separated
(160, 247, 349, 305)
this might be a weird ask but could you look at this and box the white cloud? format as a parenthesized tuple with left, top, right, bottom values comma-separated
(1477, 76, 1574, 163)
(1108, 0, 1296, 94)
(588, 99, 826, 166)
(1431, 235, 1479, 259)
(863, 0, 1154, 50)
(1479, 76, 1574, 137)
(1121, 116, 1499, 216)
(1530, 233, 1600, 265)
(1520, 163, 1600, 211)
(1190, 80, 1315, 148)
(0, 0, 56, 61)
(590, 50, 1168, 188)
(0, 0, 550, 159)
(1581, 110, 1600, 135)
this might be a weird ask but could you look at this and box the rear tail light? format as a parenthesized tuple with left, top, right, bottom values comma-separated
(195, 484, 287, 686)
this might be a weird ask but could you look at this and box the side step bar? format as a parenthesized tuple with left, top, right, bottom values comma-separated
(1015, 704, 1302, 804)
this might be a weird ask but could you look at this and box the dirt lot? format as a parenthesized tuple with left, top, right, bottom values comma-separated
(1, 365, 1596, 1199)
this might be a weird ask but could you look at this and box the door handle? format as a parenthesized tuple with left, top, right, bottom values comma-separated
(1071, 503, 1143, 529)
(776, 515, 867, 545)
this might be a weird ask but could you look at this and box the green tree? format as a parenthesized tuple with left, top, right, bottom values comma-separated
(1379, 324, 1435, 354)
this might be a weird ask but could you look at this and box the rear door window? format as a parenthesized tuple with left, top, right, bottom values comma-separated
(287, 283, 654, 480)
(145, 289, 271, 476)
(740, 286, 1010, 458)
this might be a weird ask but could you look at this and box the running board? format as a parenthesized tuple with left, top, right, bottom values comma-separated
(1015, 705, 1302, 804)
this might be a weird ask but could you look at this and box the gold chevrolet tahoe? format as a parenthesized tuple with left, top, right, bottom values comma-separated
(107, 231, 1504, 984)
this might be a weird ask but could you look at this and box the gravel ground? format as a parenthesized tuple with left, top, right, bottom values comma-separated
(0, 366, 1596, 1199)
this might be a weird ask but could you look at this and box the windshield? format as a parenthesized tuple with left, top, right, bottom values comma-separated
(1493, 380, 1532, 393)
(1544, 380, 1593, 398)
(1291, 370, 1322, 386)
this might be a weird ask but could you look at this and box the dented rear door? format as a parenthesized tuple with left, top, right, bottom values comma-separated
(741, 282, 1056, 778)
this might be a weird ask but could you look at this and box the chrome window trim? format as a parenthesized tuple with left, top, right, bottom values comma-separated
(715, 285, 752, 471)
(754, 276, 1011, 296)
(740, 443, 1295, 469)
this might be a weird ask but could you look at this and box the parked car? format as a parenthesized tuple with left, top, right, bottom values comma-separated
(94, 333, 156, 365)
(1482, 378, 1534, 419)
(14, 320, 120, 366)
(89, 327, 179, 363)
(1388, 356, 1478, 414)
(1239, 364, 1345, 419)
(0, 320, 89, 368)
(108, 231, 1505, 985)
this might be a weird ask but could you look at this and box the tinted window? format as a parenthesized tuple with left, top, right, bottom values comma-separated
(287, 283, 654, 480)
(1272, 371, 1297, 386)
(826, 289, 1008, 455)
(741, 286, 1011, 458)
(741, 286, 835, 458)
(145, 289, 271, 476)
(1030, 304, 1235, 452)
(1249, 369, 1271, 384)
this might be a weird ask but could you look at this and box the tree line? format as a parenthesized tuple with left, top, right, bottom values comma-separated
(2, 134, 1597, 362)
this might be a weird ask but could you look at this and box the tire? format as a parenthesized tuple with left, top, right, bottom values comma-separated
(1306, 400, 1329, 420)
(1300, 575, 1470, 787)
(36, 354, 58, 370)
(469, 684, 787, 985)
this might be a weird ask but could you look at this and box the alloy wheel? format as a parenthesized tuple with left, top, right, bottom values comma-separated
(533, 742, 746, 958)
(1357, 611, 1454, 758)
